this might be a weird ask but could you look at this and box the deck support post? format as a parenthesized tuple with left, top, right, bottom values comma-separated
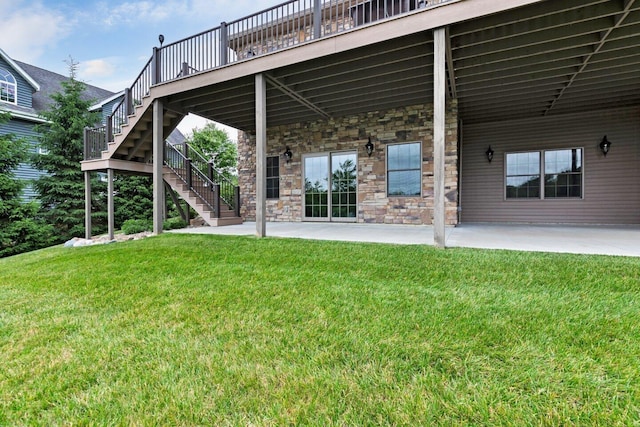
(153, 98, 165, 235)
(107, 168, 115, 240)
(84, 171, 92, 240)
(255, 73, 267, 237)
(433, 27, 446, 248)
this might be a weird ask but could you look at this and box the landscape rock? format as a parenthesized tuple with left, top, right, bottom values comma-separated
(64, 231, 152, 249)
(190, 216, 206, 227)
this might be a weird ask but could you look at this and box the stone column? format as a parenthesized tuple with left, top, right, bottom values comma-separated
(433, 27, 446, 248)
(255, 73, 267, 237)
(153, 98, 165, 235)
(84, 171, 92, 240)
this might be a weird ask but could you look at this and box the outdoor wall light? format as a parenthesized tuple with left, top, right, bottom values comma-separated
(485, 145, 494, 163)
(365, 137, 374, 157)
(283, 146, 293, 162)
(158, 34, 165, 47)
(599, 135, 612, 157)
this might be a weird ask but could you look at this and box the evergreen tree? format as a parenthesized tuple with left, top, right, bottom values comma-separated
(32, 60, 105, 243)
(0, 112, 54, 257)
(113, 174, 153, 228)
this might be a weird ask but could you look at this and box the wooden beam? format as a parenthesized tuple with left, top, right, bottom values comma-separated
(255, 74, 267, 238)
(433, 27, 446, 248)
(153, 99, 165, 235)
(544, 0, 637, 114)
(265, 74, 330, 119)
(445, 26, 457, 99)
(84, 171, 92, 240)
(107, 168, 115, 240)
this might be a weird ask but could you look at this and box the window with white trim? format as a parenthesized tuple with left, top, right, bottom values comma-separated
(505, 148, 582, 199)
(387, 142, 421, 196)
(0, 68, 17, 104)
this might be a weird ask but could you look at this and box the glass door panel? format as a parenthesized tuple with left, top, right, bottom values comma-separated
(304, 152, 357, 222)
(331, 153, 357, 220)
(304, 155, 329, 219)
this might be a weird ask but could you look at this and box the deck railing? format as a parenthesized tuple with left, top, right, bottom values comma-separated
(85, 0, 457, 160)
(84, 126, 107, 160)
(164, 142, 240, 216)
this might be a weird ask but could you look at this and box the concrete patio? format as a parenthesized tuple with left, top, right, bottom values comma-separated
(170, 222, 640, 257)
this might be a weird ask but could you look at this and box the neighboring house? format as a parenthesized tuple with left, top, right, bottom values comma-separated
(81, 0, 640, 246)
(0, 48, 114, 199)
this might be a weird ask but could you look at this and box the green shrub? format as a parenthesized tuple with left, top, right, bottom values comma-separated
(163, 217, 188, 230)
(121, 219, 152, 235)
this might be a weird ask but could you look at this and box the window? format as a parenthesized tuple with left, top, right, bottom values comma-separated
(0, 68, 17, 104)
(266, 155, 279, 199)
(505, 152, 540, 199)
(544, 149, 582, 198)
(506, 148, 582, 199)
(387, 142, 421, 196)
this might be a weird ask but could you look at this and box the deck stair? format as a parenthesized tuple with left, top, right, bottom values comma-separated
(163, 141, 242, 226)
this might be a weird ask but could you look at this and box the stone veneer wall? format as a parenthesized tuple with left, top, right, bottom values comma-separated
(238, 101, 458, 225)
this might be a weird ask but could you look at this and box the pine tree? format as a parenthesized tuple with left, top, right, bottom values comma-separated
(32, 59, 105, 243)
(0, 112, 54, 257)
(114, 174, 153, 228)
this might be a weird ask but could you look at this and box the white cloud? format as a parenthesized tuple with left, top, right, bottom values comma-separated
(0, 1, 73, 62)
(79, 59, 117, 78)
(99, 1, 177, 26)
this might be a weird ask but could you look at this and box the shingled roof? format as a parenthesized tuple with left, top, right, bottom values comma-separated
(14, 61, 115, 113)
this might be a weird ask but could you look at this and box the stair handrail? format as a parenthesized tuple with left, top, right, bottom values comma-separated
(165, 142, 239, 214)
(184, 142, 235, 183)
(180, 142, 238, 210)
(165, 142, 219, 213)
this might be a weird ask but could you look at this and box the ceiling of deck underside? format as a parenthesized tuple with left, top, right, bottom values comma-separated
(166, 0, 640, 131)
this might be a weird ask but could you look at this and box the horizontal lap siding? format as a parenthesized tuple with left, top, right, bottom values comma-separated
(0, 56, 33, 108)
(1, 118, 46, 200)
(460, 107, 640, 224)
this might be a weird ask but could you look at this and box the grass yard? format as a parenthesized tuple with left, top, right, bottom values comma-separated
(1, 234, 639, 425)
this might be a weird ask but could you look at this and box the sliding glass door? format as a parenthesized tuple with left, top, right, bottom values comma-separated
(303, 152, 357, 222)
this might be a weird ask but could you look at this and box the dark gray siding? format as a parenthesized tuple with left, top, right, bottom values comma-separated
(460, 107, 640, 224)
(0, 56, 33, 109)
(0, 118, 45, 200)
(100, 96, 124, 125)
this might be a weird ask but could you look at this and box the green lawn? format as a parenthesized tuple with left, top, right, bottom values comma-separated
(1, 234, 639, 425)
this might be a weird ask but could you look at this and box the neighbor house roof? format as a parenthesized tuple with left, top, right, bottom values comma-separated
(0, 48, 39, 91)
(14, 61, 115, 114)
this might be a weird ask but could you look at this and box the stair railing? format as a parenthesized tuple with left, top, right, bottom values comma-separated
(164, 142, 240, 216)
(182, 142, 239, 211)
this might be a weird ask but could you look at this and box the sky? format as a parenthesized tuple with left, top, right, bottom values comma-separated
(2, 0, 275, 137)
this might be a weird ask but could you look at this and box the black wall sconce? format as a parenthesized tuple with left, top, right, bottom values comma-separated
(485, 145, 494, 163)
(365, 137, 374, 157)
(283, 146, 292, 163)
(599, 136, 612, 157)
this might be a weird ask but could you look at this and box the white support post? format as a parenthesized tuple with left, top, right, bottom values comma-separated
(255, 73, 267, 237)
(107, 168, 115, 240)
(84, 171, 92, 240)
(433, 27, 446, 248)
(152, 99, 165, 235)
